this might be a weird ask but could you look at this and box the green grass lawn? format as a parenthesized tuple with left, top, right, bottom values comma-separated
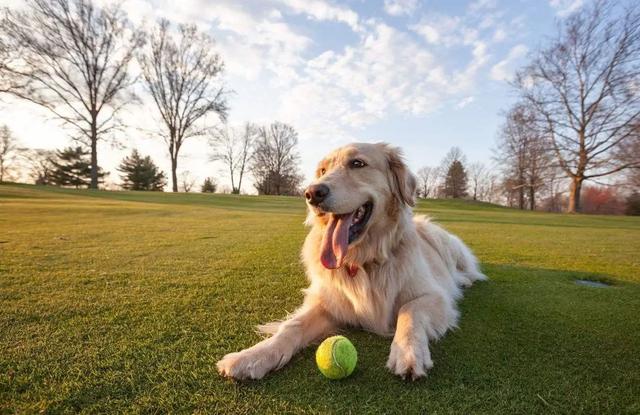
(1, 184, 639, 414)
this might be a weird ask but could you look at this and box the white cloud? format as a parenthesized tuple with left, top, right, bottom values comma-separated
(94, 0, 314, 82)
(411, 14, 464, 46)
(490, 44, 528, 81)
(452, 41, 490, 91)
(410, 5, 507, 48)
(456, 96, 475, 109)
(414, 24, 439, 43)
(280, 23, 434, 133)
(549, 0, 584, 17)
(277, 21, 490, 142)
(383, 0, 419, 17)
(492, 28, 507, 42)
(168, 1, 312, 81)
(274, 0, 360, 31)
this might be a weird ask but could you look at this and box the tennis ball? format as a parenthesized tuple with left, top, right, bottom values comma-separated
(315, 335, 357, 379)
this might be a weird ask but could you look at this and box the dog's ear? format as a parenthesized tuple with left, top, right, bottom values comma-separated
(383, 144, 417, 207)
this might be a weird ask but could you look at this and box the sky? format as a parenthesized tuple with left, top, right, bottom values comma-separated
(0, 0, 589, 192)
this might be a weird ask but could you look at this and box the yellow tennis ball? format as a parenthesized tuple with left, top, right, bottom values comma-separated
(315, 335, 357, 379)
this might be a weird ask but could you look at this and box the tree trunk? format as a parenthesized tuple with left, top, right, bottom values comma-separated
(229, 164, 236, 194)
(518, 172, 525, 209)
(237, 168, 244, 194)
(568, 176, 583, 213)
(90, 121, 98, 189)
(518, 187, 525, 210)
(529, 185, 535, 211)
(569, 130, 588, 213)
(171, 156, 178, 192)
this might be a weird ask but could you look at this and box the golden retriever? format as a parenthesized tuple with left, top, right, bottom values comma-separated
(217, 142, 486, 380)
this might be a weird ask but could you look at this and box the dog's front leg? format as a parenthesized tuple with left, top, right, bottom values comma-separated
(217, 302, 335, 380)
(386, 293, 457, 380)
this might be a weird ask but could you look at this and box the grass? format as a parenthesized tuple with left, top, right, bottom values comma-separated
(1, 183, 639, 414)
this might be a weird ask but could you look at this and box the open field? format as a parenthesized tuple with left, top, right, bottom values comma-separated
(1, 184, 639, 414)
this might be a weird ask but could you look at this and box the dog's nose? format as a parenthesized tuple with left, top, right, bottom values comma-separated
(305, 184, 329, 205)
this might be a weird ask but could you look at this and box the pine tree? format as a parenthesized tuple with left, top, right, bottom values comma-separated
(444, 160, 468, 199)
(201, 177, 217, 193)
(117, 150, 166, 191)
(49, 147, 106, 188)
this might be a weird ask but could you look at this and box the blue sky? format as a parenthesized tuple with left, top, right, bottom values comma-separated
(0, 0, 589, 191)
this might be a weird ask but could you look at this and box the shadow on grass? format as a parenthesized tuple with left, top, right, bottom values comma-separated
(222, 264, 640, 414)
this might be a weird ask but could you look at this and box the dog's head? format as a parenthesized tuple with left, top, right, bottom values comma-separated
(304, 142, 416, 270)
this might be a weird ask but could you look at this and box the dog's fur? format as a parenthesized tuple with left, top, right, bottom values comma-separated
(217, 143, 486, 380)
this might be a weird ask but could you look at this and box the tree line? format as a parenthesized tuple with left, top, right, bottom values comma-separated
(0, 0, 303, 195)
(1, 0, 638, 212)
(0, 119, 304, 195)
(415, 147, 501, 203)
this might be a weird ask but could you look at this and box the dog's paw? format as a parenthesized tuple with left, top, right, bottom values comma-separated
(386, 339, 433, 380)
(217, 343, 288, 380)
(216, 349, 269, 380)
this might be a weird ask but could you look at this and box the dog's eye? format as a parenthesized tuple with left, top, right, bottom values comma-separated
(319, 168, 326, 176)
(349, 159, 366, 169)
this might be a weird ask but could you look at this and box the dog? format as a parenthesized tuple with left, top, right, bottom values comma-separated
(217, 142, 486, 380)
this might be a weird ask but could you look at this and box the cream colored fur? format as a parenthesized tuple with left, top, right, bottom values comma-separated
(217, 142, 486, 380)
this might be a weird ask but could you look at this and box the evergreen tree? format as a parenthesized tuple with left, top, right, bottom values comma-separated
(117, 150, 166, 191)
(201, 177, 217, 193)
(444, 160, 468, 199)
(49, 146, 106, 188)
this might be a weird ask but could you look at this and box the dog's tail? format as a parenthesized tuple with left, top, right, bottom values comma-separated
(449, 233, 487, 287)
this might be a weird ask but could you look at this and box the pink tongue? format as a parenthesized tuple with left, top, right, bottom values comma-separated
(320, 212, 355, 269)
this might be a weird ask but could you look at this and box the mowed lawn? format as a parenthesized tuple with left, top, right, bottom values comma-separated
(1, 184, 639, 414)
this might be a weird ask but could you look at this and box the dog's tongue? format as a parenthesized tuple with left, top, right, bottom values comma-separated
(320, 211, 355, 269)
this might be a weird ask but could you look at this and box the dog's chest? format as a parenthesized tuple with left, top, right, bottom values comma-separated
(325, 269, 397, 336)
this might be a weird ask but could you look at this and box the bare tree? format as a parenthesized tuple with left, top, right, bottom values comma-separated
(514, 0, 640, 212)
(496, 105, 529, 209)
(483, 171, 501, 204)
(468, 162, 487, 201)
(541, 166, 567, 212)
(140, 19, 228, 192)
(0, 26, 12, 95)
(0, 125, 19, 182)
(210, 122, 257, 194)
(252, 122, 303, 196)
(525, 133, 553, 210)
(616, 125, 640, 190)
(0, 0, 144, 189)
(180, 170, 195, 193)
(416, 166, 439, 199)
(22, 148, 56, 185)
(495, 104, 552, 210)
